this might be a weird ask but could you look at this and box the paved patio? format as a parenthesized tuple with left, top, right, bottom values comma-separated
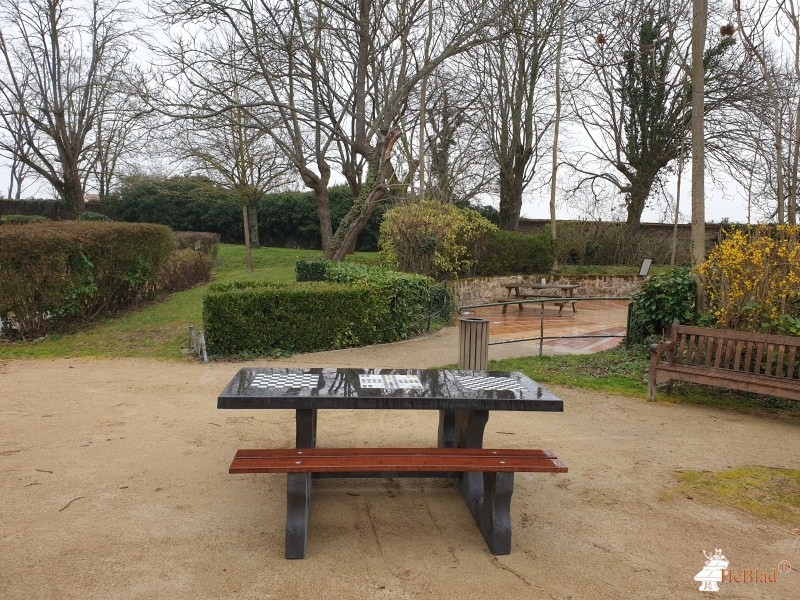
(461, 298, 630, 356)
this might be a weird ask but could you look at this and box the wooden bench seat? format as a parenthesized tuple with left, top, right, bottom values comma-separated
(230, 447, 567, 558)
(648, 320, 800, 402)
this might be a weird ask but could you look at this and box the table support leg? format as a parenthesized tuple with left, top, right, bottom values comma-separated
(454, 410, 489, 516)
(296, 409, 317, 448)
(437, 410, 457, 448)
(477, 472, 514, 555)
(285, 473, 311, 559)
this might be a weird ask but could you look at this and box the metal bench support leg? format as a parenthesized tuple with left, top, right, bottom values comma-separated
(285, 473, 311, 559)
(477, 472, 515, 555)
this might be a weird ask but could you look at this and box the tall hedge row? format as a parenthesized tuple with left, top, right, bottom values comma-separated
(105, 177, 387, 250)
(0, 222, 173, 339)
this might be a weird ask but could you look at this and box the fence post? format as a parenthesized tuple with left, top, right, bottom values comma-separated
(458, 317, 489, 370)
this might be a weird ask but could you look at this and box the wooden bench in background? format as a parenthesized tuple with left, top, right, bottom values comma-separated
(648, 320, 800, 402)
(230, 447, 568, 559)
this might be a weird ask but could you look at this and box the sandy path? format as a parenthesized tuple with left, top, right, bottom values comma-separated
(2, 347, 799, 599)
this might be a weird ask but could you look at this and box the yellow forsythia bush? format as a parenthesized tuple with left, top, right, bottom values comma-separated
(695, 225, 800, 331)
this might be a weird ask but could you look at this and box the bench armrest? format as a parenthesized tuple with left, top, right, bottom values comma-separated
(649, 339, 676, 370)
(648, 340, 674, 401)
(649, 340, 674, 357)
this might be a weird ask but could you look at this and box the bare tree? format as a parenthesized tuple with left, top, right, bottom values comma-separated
(154, 0, 499, 259)
(174, 105, 291, 272)
(473, 0, 561, 230)
(549, 0, 566, 270)
(567, 0, 745, 233)
(734, 0, 800, 226)
(88, 71, 149, 200)
(1, 106, 32, 199)
(0, 0, 132, 215)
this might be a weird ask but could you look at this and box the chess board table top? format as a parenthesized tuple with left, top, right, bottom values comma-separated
(217, 367, 562, 412)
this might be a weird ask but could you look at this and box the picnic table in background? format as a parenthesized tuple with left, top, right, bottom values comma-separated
(501, 282, 581, 315)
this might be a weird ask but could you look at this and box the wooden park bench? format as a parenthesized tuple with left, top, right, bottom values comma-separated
(229, 447, 568, 559)
(648, 320, 800, 402)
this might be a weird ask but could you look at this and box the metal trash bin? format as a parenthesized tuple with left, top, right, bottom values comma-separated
(458, 317, 489, 370)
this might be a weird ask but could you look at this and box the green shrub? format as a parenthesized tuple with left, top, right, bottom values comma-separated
(0, 221, 173, 339)
(0, 214, 49, 225)
(379, 201, 497, 279)
(204, 262, 437, 357)
(475, 230, 553, 275)
(78, 211, 111, 221)
(203, 281, 381, 356)
(320, 261, 434, 341)
(629, 267, 697, 342)
(295, 258, 330, 282)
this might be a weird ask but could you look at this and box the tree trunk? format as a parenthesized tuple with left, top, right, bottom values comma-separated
(242, 203, 253, 273)
(63, 166, 85, 217)
(498, 171, 523, 231)
(247, 203, 260, 248)
(327, 131, 401, 260)
(691, 0, 707, 311)
(549, 0, 565, 272)
(624, 171, 659, 233)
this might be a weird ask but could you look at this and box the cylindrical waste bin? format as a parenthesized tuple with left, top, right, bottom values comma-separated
(458, 317, 489, 370)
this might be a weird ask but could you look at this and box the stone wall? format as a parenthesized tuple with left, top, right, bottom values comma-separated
(448, 274, 644, 309)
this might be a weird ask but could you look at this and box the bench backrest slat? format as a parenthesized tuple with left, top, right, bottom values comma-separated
(678, 332, 688, 363)
(733, 340, 744, 372)
(744, 341, 755, 374)
(755, 343, 765, 375)
(703, 336, 714, 367)
(790, 347, 798, 378)
(714, 336, 725, 369)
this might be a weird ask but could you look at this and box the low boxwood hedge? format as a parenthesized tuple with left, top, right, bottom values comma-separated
(204, 262, 442, 357)
(203, 281, 380, 356)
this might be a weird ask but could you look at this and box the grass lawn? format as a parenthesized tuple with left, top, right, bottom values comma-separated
(670, 466, 800, 524)
(0, 245, 378, 360)
(487, 350, 800, 420)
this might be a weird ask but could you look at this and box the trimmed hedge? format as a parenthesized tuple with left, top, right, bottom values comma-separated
(203, 281, 379, 356)
(0, 214, 49, 225)
(474, 230, 553, 275)
(297, 257, 452, 323)
(204, 262, 438, 357)
(0, 221, 173, 339)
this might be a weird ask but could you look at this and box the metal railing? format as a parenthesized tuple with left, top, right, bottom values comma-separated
(457, 296, 632, 356)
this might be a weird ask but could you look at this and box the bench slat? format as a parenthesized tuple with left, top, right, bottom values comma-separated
(230, 448, 568, 474)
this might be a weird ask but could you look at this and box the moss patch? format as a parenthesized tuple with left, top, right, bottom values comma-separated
(676, 466, 800, 524)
